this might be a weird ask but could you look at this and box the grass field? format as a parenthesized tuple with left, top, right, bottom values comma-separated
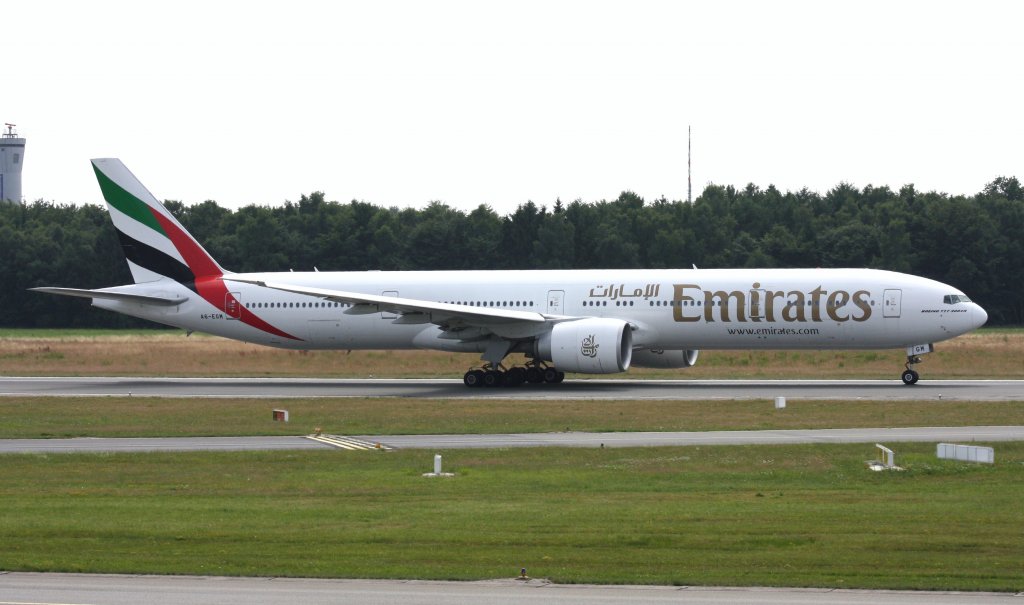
(1, 328, 1022, 379)
(3, 396, 1024, 438)
(2, 328, 1021, 591)
(2, 444, 1022, 591)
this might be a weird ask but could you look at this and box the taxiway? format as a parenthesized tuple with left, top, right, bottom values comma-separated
(0, 573, 1018, 605)
(2, 425, 1022, 453)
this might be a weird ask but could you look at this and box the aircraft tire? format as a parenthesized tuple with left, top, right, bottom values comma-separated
(526, 367, 544, 384)
(464, 370, 485, 387)
(901, 369, 919, 385)
(505, 367, 526, 387)
(483, 370, 505, 387)
(543, 367, 561, 383)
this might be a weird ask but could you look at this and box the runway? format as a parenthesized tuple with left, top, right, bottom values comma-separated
(2, 376, 1022, 400)
(0, 573, 1018, 605)
(2, 425, 1022, 453)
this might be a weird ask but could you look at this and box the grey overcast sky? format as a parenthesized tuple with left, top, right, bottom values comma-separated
(5, 0, 1023, 212)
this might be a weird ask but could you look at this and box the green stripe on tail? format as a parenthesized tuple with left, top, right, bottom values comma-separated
(93, 164, 166, 236)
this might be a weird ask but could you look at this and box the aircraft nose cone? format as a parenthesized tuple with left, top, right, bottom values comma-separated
(973, 304, 989, 329)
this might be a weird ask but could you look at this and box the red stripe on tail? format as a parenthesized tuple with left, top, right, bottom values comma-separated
(149, 208, 301, 341)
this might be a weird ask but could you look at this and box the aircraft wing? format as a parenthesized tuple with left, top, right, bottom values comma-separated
(222, 278, 554, 328)
(30, 287, 189, 306)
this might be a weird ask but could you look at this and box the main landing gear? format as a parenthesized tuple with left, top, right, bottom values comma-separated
(463, 361, 565, 388)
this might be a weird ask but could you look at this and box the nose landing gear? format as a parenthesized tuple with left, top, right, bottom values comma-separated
(901, 354, 924, 385)
(900, 344, 935, 385)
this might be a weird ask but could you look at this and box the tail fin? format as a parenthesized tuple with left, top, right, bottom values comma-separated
(92, 158, 225, 284)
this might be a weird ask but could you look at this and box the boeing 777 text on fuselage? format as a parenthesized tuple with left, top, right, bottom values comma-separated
(32, 159, 988, 386)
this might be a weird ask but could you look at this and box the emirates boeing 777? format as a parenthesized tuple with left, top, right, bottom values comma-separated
(32, 159, 988, 386)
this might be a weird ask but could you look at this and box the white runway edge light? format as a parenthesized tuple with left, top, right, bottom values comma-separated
(774, 396, 786, 409)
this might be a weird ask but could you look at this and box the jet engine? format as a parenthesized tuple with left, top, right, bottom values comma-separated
(537, 318, 632, 373)
(630, 348, 700, 369)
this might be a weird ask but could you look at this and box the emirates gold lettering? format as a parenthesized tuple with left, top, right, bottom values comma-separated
(672, 284, 700, 322)
(851, 290, 871, 322)
(826, 290, 851, 322)
(705, 290, 747, 322)
(671, 283, 873, 324)
(782, 291, 807, 322)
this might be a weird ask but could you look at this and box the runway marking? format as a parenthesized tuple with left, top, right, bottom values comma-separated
(306, 434, 392, 450)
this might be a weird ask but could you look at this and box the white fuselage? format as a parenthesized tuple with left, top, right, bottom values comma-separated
(94, 268, 988, 355)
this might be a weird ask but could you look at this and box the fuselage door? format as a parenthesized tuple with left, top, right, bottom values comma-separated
(547, 290, 564, 315)
(381, 290, 399, 319)
(748, 289, 767, 321)
(883, 289, 902, 318)
(225, 292, 241, 320)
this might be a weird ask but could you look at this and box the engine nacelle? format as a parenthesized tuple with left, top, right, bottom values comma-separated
(630, 348, 700, 369)
(537, 318, 632, 374)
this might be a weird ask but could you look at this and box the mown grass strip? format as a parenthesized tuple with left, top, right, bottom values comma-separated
(2, 329, 1022, 379)
(1, 443, 1021, 591)
(3, 397, 1024, 438)
(0, 328, 185, 338)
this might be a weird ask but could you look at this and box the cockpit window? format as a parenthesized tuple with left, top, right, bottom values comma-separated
(943, 294, 972, 304)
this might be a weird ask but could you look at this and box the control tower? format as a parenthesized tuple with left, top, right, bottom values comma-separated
(1, 123, 26, 203)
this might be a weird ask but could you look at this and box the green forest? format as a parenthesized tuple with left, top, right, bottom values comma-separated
(3, 176, 1022, 327)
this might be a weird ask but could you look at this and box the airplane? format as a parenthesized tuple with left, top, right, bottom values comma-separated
(32, 158, 989, 387)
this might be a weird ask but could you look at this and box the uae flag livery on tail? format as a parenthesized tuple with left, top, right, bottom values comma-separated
(91, 159, 298, 340)
(92, 159, 224, 285)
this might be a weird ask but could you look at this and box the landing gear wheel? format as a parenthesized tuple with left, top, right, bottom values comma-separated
(525, 367, 544, 384)
(464, 369, 485, 387)
(505, 367, 526, 387)
(554, 371, 565, 383)
(543, 367, 561, 383)
(901, 369, 919, 385)
(483, 370, 505, 388)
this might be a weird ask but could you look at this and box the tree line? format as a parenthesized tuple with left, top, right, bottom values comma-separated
(3, 176, 1022, 327)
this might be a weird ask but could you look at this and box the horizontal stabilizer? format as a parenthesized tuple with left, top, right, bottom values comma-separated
(30, 287, 189, 307)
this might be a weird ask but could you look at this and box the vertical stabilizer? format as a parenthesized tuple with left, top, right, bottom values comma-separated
(91, 158, 225, 284)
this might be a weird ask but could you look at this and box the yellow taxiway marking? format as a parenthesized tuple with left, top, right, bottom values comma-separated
(306, 434, 391, 450)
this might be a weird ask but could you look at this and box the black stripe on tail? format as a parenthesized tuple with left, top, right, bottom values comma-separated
(116, 229, 196, 287)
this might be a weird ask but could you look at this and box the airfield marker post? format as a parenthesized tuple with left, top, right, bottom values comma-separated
(876, 444, 895, 468)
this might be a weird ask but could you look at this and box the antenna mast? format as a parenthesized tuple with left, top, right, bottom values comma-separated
(687, 125, 692, 203)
